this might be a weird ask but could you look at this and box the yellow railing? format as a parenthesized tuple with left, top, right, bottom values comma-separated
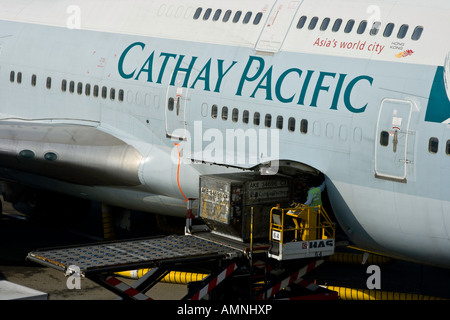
(269, 205, 335, 244)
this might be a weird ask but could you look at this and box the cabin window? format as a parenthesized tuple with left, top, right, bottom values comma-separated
(308, 17, 319, 30)
(370, 21, 381, 35)
(380, 131, 389, 146)
(213, 9, 222, 21)
(300, 119, 308, 134)
(357, 20, 367, 34)
(297, 16, 307, 29)
(243, 110, 249, 124)
(222, 106, 228, 120)
(118, 89, 124, 102)
(93, 85, 99, 97)
(429, 137, 439, 154)
(265, 114, 272, 128)
(168, 97, 174, 111)
(253, 112, 260, 126)
(31, 74, 37, 87)
(253, 12, 263, 25)
(383, 23, 395, 37)
(211, 104, 218, 118)
(288, 117, 296, 132)
(85, 84, 91, 96)
(223, 10, 232, 22)
(17, 72, 22, 84)
(446, 140, 450, 155)
(320, 18, 330, 31)
(77, 82, 83, 94)
(344, 20, 355, 33)
(332, 19, 342, 32)
(397, 24, 409, 39)
(411, 26, 424, 40)
(110, 88, 116, 100)
(243, 12, 252, 24)
(232, 108, 239, 122)
(61, 80, 67, 92)
(46, 77, 52, 89)
(276, 116, 283, 129)
(101, 86, 107, 99)
(9, 71, 14, 83)
(232, 11, 242, 23)
(69, 81, 75, 93)
(193, 8, 202, 20)
(203, 8, 212, 20)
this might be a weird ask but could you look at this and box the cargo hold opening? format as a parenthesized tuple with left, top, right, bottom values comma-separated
(198, 161, 335, 243)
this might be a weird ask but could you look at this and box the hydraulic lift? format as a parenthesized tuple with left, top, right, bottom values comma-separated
(27, 173, 339, 300)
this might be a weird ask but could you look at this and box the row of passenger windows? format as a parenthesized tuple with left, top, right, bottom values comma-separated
(9, 71, 126, 102)
(193, 7, 263, 25)
(297, 16, 424, 40)
(209, 104, 309, 133)
(380, 131, 450, 155)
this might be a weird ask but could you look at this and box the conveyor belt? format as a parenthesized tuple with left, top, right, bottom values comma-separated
(27, 234, 244, 276)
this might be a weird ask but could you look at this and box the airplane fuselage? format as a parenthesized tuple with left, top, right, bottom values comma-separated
(0, 0, 449, 268)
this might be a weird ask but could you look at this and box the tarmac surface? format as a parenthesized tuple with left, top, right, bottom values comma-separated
(1, 198, 450, 302)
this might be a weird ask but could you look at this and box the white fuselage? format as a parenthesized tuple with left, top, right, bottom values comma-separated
(0, 0, 449, 267)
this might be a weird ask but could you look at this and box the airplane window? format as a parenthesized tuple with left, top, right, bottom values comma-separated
(101, 86, 107, 99)
(383, 23, 394, 37)
(308, 17, 319, 30)
(223, 10, 232, 22)
(320, 18, 330, 31)
(370, 21, 381, 35)
(446, 140, 450, 155)
(232, 108, 239, 122)
(297, 16, 307, 29)
(69, 81, 75, 93)
(344, 20, 355, 33)
(46, 77, 52, 89)
(119, 89, 124, 102)
(193, 7, 202, 20)
(222, 106, 228, 120)
(61, 80, 67, 92)
(332, 19, 342, 32)
(85, 84, 91, 96)
(212, 9, 222, 21)
(357, 20, 367, 34)
(168, 97, 174, 111)
(300, 119, 308, 134)
(243, 110, 249, 124)
(31, 75, 36, 87)
(429, 137, 439, 154)
(253, 12, 263, 25)
(397, 24, 409, 39)
(17, 72, 22, 84)
(110, 88, 116, 100)
(288, 117, 295, 132)
(243, 12, 252, 24)
(77, 82, 83, 95)
(93, 85, 99, 97)
(211, 104, 218, 118)
(203, 8, 212, 20)
(9, 71, 14, 83)
(411, 26, 424, 40)
(276, 116, 283, 129)
(380, 131, 389, 146)
(265, 114, 272, 128)
(233, 11, 242, 23)
(253, 112, 260, 126)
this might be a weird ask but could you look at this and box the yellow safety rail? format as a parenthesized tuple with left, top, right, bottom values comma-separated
(269, 205, 335, 244)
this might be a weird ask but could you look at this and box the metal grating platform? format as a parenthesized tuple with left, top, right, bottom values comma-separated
(27, 235, 244, 276)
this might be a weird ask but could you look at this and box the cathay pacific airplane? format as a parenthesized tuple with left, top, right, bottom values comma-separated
(0, 0, 449, 268)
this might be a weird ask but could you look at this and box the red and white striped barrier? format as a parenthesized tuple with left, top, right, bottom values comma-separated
(189, 262, 238, 300)
(105, 276, 153, 300)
